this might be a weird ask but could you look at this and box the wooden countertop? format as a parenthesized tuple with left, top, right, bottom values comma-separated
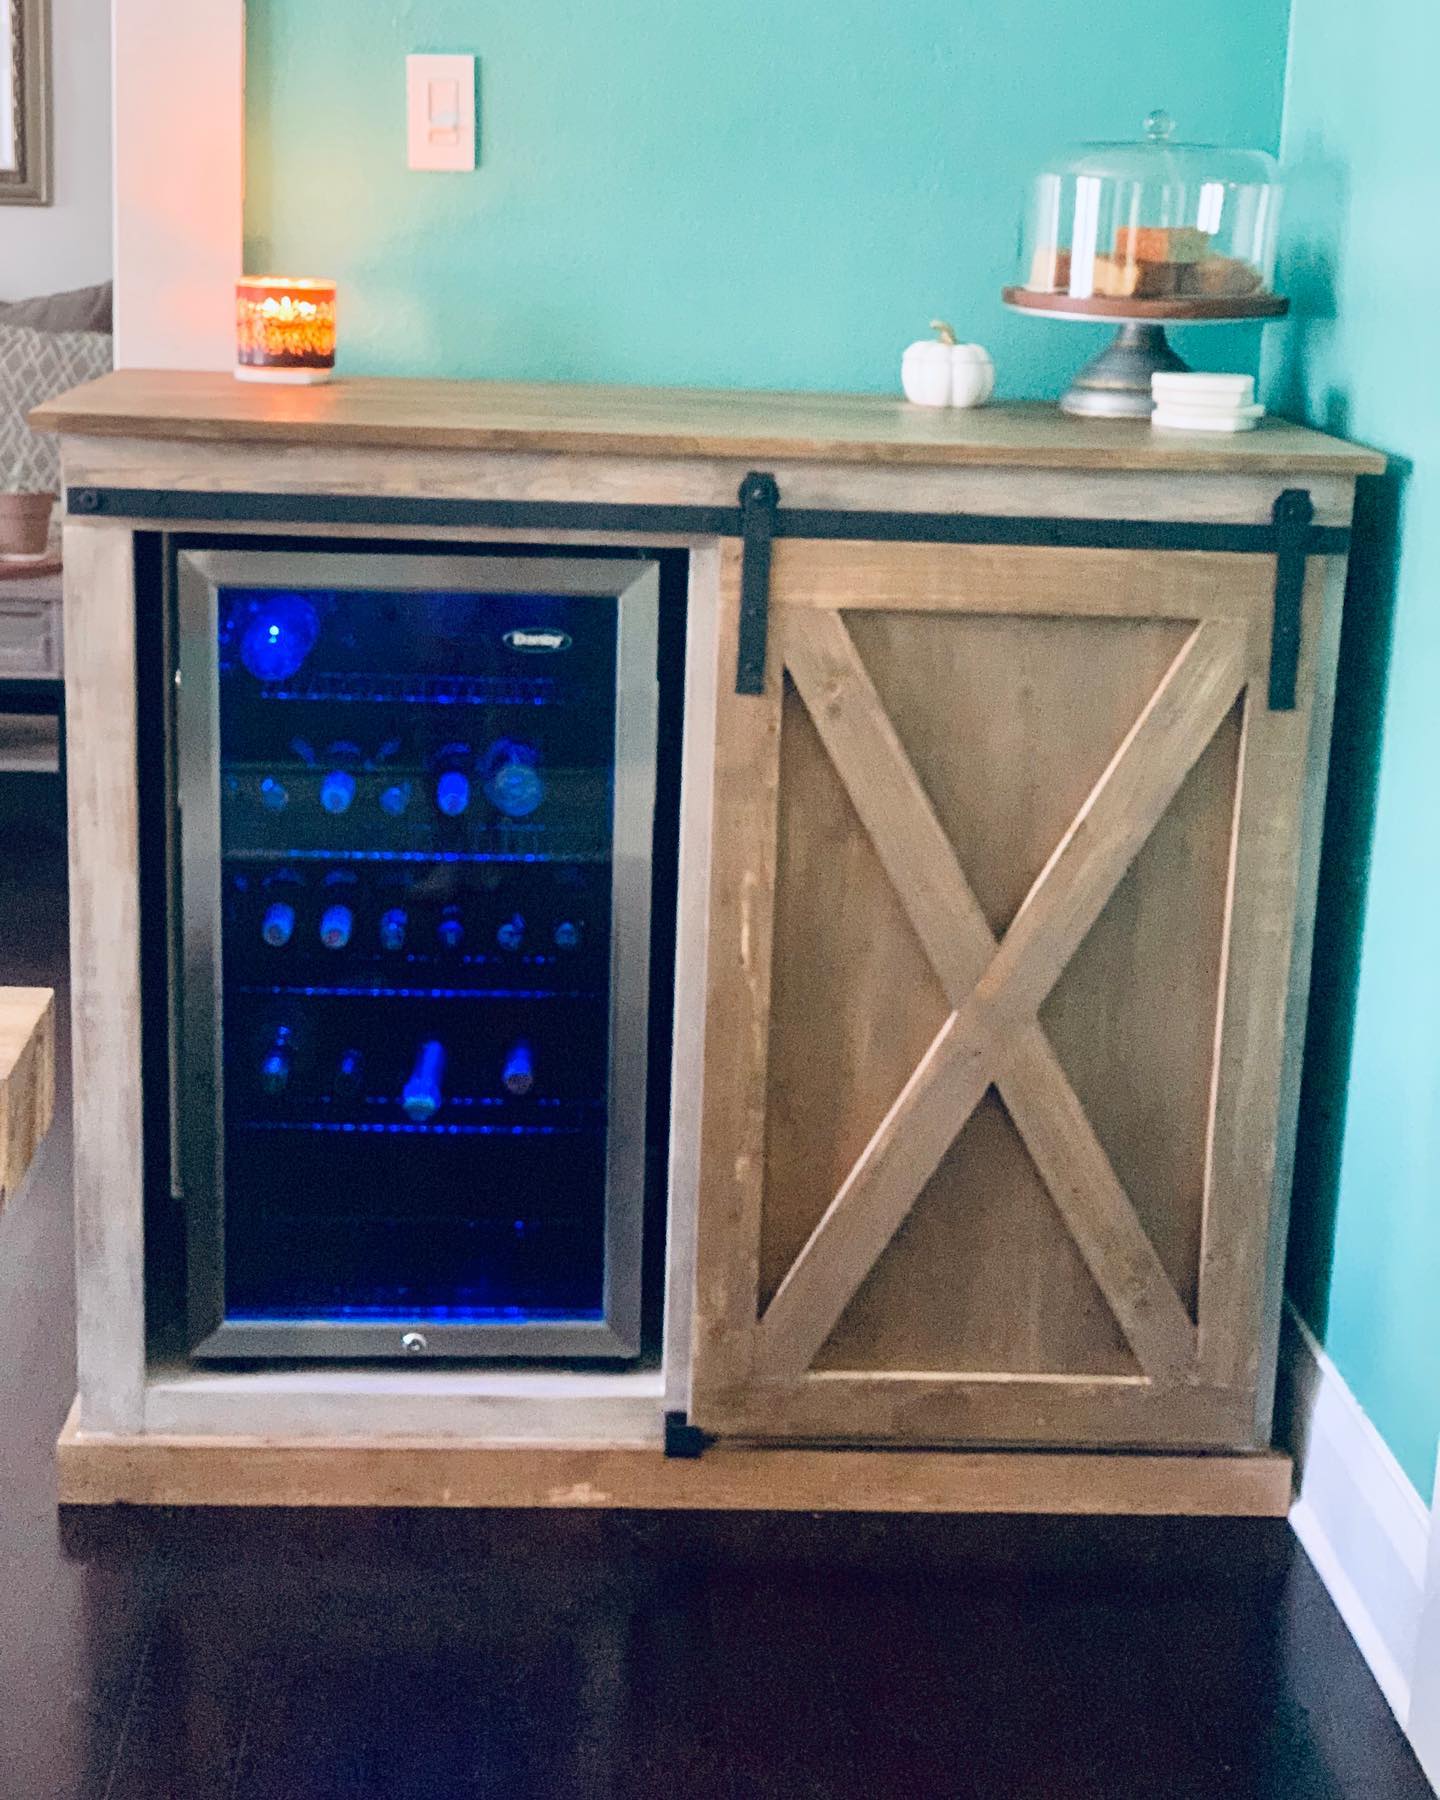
(31, 370, 1385, 477)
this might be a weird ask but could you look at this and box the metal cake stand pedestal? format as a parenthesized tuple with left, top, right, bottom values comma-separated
(1059, 322, 1192, 418)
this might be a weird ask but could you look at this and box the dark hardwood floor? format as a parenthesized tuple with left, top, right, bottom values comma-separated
(0, 798, 1432, 1799)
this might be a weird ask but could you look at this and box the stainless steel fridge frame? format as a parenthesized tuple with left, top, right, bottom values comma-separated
(174, 550, 661, 1361)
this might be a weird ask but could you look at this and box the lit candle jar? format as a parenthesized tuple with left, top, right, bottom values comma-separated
(235, 276, 338, 385)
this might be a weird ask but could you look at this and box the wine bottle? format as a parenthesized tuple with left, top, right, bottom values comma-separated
(379, 907, 408, 952)
(333, 1048, 365, 1100)
(481, 738, 544, 819)
(259, 1024, 295, 1096)
(319, 768, 357, 815)
(431, 744, 473, 818)
(319, 903, 353, 950)
(438, 904, 464, 951)
(502, 1040, 534, 1096)
(496, 913, 525, 951)
(402, 1040, 445, 1122)
(259, 776, 289, 813)
(553, 920, 581, 950)
(437, 770, 470, 816)
(237, 593, 319, 684)
(261, 900, 296, 948)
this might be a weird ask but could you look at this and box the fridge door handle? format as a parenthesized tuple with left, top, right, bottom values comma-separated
(173, 553, 228, 1349)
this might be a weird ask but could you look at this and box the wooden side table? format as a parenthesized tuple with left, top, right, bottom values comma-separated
(0, 562, 64, 775)
(0, 987, 55, 1217)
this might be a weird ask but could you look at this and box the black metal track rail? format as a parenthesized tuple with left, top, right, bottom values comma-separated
(69, 480, 1345, 710)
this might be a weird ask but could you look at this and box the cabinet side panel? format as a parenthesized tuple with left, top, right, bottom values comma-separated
(1200, 559, 1344, 1417)
(1245, 556, 1349, 1434)
(64, 522, 146, 1431)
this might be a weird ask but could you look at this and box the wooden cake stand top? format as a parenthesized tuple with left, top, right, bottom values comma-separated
(1002, 288, 1290, 323)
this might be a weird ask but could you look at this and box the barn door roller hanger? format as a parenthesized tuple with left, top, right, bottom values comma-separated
(732, 476, 1335, 709)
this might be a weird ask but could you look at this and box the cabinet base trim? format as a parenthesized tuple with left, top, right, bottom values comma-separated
(57, 1404, 1291, 1515)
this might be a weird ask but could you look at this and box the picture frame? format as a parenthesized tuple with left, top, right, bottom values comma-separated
(0, 0, 51, 206)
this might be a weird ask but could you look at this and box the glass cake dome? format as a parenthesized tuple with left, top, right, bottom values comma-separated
(1003, 111, 1287, 416)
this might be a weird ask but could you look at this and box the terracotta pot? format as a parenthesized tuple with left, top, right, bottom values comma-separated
(0, 492, 55, 556)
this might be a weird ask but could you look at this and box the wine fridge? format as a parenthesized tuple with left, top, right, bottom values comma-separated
(173, 551, 660, 1360)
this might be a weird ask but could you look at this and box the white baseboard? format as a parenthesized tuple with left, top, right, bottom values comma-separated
(1413, 1526, 1440, 1789)
(1278, 1300, 1434, 1771)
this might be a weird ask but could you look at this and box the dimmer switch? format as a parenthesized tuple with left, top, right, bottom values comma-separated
(406, 54, 476, 171)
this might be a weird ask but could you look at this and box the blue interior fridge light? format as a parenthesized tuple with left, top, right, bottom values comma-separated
(216, 581, 621, 1345)
(236, 592, 321, 683)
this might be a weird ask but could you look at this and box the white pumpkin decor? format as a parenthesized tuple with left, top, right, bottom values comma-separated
(900, 322, 956, 408)
(900, 320, 995, 409)
(948, 336, 996, 408)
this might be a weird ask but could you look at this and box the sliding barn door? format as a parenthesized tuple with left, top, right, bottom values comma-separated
(690, 535, 1336, 1448)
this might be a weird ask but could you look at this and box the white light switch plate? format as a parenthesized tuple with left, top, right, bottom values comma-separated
(406, 54, 476, 171)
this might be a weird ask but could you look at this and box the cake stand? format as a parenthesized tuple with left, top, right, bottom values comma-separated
(1001, 289, 1289, 419)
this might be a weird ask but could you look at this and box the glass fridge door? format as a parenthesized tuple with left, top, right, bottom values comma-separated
(174, 551, 659, 1360)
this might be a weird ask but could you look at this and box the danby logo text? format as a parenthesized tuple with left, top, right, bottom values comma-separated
(503, 629, 572, 653)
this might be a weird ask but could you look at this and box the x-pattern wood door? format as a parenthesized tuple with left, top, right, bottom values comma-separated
(690, 536, 1340, 1448)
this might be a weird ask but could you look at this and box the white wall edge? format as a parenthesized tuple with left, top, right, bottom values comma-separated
(1278, 1300, 1436, 1784)
(111, 0, 244, 369)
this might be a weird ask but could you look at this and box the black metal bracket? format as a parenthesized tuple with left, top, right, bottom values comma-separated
(1268, 488, 1316, 712)
(735, 471, 780, 695)
(663, 1410, 712, 1459)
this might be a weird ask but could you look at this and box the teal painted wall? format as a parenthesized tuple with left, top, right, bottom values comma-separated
(1264, 0, 1440, 1500)
(244, 0, 1289, 395)
(236, 1, 1440, 1489)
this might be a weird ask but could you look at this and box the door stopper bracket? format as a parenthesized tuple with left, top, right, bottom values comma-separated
(664, 1411, 712, 1459)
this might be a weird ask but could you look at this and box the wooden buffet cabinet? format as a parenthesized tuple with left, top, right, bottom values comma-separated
(32, 372, 1382, 1514)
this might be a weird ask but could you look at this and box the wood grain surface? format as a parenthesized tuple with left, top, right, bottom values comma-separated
(30, 369, 1385, 476)
(63, 522, 147, 1431)
(57, 1406, 1293, 1515)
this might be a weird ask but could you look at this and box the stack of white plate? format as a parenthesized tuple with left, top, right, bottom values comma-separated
(1150, 373, 1266, 433)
